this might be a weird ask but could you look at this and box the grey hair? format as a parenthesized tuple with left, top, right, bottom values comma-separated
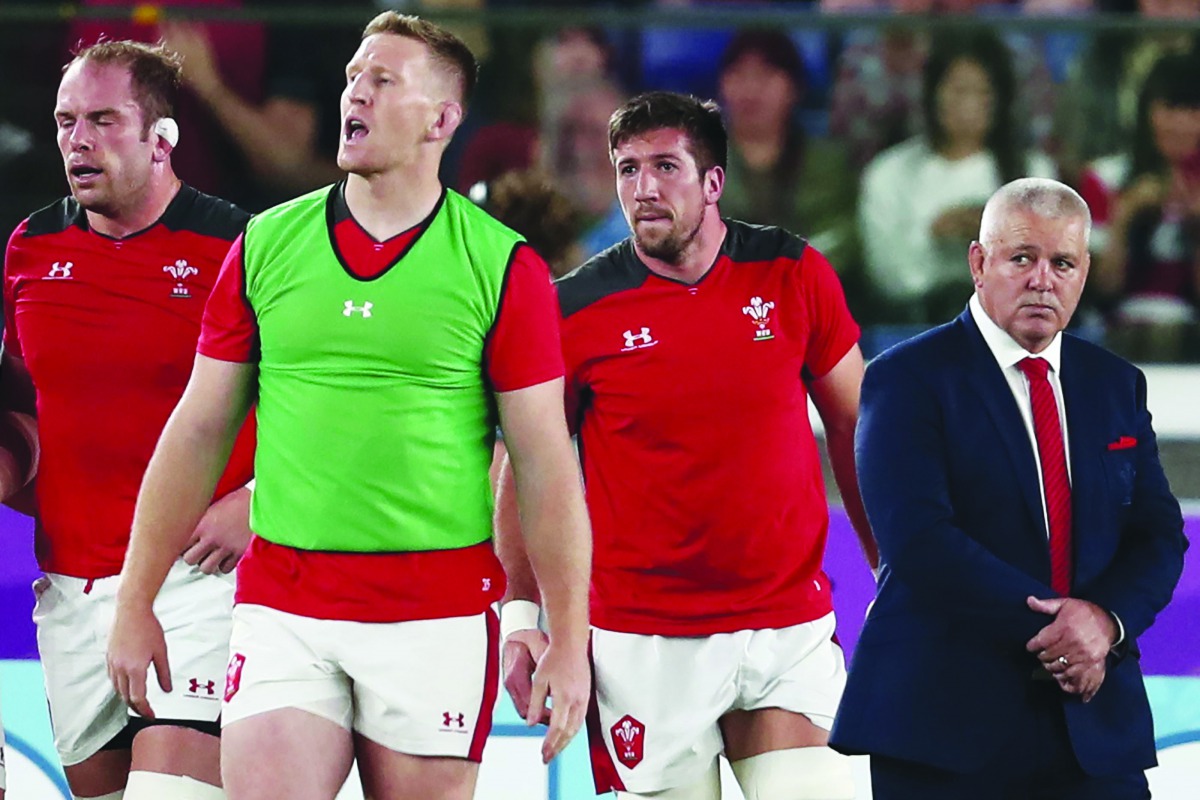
(979, 177, 1092, 247)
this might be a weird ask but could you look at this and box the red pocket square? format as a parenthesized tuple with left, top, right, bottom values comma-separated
(1108, 436, 1137, 450)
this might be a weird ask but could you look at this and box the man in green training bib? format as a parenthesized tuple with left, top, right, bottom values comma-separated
(105, 12, 592, 800)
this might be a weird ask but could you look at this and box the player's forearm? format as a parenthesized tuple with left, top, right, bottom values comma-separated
(515, 460, 591, 648)
(826, 425, 878, 570)
(494, 455, 542, 604)
(0, 447, 25, 502)
(0, 411, 35, 502)
(117, 411, 241, 610)
(523, 500, 591, 648)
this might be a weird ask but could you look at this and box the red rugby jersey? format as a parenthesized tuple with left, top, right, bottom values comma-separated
(557, 220, 860, 636)
(3, 185, 257, 578)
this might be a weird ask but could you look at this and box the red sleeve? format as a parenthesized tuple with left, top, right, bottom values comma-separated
(3, 222, 29, 358)
(198, 234, 260, 363)
(559, 305, 586, 437)
(800, 246, 860, 379)
(485, 244, 565, 392)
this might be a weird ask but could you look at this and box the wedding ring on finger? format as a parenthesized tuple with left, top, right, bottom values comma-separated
(1057, 655, 1069, 667)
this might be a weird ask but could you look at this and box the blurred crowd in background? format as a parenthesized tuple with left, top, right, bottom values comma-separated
(2, 0, 1200, 361)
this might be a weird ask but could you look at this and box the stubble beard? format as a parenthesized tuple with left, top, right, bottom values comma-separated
(634, 213, 703, 265)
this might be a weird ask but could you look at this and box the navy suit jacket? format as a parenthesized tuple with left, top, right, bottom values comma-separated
(830, 309, 1188, 776)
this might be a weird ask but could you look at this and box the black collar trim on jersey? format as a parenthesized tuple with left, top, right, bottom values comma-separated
(634, 225, 728, 289)
(75, 184, 199, 241)
(325, 181, 446, 283)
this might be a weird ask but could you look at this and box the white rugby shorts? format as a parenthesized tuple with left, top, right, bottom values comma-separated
(587, 612, 846, 794)
(33, 560, 233, 766)
(222, 604, 499, 761)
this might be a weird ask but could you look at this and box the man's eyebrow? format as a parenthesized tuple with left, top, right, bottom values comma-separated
(617, 151, 680, 164)
(56, 107, 119, 120)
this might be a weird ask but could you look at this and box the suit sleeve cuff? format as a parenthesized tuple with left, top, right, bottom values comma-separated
(1109, 610, 1126, 649)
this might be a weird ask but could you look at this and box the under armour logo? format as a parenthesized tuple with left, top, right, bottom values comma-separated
(344, 300, 373, 317)
(621, 327, 658, 351)
(442, 711, 466, 728)
(188, 678, 216, 696)
(47, 261, 73, 279)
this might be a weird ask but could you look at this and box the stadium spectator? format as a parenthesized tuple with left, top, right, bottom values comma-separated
(860, 28, 1056, 324)
(1053, 0, 1200, 184)
(829, 0, 1057, 172)
(1092, 52, 1200, 361)
(543, 77, 630, 257)
(717, 30, 861, 277)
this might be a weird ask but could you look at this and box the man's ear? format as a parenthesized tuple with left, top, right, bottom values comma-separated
(150, 117, 178, 163)
(704, 165, 724, 206)
(429, 101, 464, 143)
(968, 241, 986, 288)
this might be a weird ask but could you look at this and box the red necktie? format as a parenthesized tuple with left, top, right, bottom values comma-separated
(1018, 357, 1073, 595)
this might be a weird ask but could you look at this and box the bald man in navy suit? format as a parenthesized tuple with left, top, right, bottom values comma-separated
(831, 178, 1187, 799)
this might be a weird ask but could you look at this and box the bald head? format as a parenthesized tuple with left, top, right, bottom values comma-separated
(979, 178, 1091, 249)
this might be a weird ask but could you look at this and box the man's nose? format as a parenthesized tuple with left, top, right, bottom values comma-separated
(68, 122, 93, 150)
(634, 170, 658, 199)
(346, 74, 369, 105)
(1029, 260, 1054, 290)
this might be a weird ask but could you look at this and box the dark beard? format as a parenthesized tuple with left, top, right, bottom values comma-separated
(634, 214, 703, 265)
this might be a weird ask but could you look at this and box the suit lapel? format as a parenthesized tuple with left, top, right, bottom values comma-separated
(1059, 337, 1103, 586)
(955, 312, 1046, 538)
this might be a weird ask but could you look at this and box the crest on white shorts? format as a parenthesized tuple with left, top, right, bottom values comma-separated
(225, 652, 246, 702)
(611, 714, 645, 769)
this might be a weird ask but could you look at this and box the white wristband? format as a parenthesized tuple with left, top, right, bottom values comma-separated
(500, 600, 541, 641)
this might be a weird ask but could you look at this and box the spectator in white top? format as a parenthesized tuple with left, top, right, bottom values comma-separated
(860, 28, 1056, 324)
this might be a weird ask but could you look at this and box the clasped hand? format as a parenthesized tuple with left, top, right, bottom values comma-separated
(1026, 596, 1117, 703)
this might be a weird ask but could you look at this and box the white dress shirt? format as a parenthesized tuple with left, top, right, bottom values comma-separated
(969, 293, 1070, 538)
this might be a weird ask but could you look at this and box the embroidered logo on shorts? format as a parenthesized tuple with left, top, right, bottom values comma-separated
(224, 653, 246, 702)
(611, 714, 645, 769)
(187, 677, 218, 699)
(441, 711, 468, 733)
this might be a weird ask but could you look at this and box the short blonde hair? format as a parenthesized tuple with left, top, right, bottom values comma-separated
(362, 12, 477, 105)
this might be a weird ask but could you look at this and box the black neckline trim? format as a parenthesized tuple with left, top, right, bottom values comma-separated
(325, 181, 446, 283)
(79, 184, 197, 241)
(634, 222, 729, 288)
